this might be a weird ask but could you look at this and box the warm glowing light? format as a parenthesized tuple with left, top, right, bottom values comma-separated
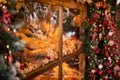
(117, 0, 120, 4)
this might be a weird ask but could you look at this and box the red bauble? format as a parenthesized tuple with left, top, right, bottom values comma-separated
(116, 44, 119, 49)
(103, 5, 106, 9)
(106, 35, 109, 40)
(105, 51, 109, 56)
(104, 75, 108, 80)
(8, 53, 12, 63)
(20, 64, 24, 70)
(87, 56, 91, 61)
(90, 18, 95, 24)
(111, 45, 116, 48)
(72, 36, 78, 40)
(89, 71, 94, 78)
(2, 12, 12, 24)
(102, 51, 105, 55)
(116, 39, 119, 43)
(107, 69, 112, 74)
(110, 53, 114, 57)
(117, 60, 120, 66)
(102, 20, 108, 25)
(104, 61, 111, 67)
(112, 23, 117, 28)
(95, 19, 98, 22)
(104, 46, 107, 50)
(97, 70, 103, 76)
(47, 56, 51, 60)
(93, 48, 100, 54)
(107, 26, 111, 30)
(99, 2, 103, 7)
(91, 34, 96, 40)
(114, 72, 118, 78)
(94, 13, 100, 18)
(102, 13, 105, 17)
(94, 27, 99, 32)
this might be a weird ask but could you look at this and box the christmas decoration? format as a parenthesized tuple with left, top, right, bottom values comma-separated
(0, 1, 25, 80)
(98, 64, 103, 69)
(97, 69, 103, 76)
(85, 0, 120, 80)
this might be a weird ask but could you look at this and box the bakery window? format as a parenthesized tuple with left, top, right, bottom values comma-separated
(16, 1, 86, 80)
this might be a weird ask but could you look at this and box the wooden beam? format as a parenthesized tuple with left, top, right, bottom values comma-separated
(20, 49, 83, 80)
(58, 6, 63, 80)
(26, 0, 86, 11)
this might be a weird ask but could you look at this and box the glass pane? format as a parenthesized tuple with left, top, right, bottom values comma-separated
(17, 1, 83, 79)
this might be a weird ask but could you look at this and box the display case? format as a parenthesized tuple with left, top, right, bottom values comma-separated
(15, 0, 87, 80)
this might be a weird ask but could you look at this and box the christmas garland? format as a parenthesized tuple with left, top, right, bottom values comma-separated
(86, 0, 120, 80)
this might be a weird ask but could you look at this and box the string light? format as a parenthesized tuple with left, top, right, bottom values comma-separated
(6, 45, 10, 49)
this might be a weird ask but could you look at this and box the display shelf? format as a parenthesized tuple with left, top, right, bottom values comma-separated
(20, 49, 83, 80)
(18, 1, 87, 80)
(26, 0, 86, 10)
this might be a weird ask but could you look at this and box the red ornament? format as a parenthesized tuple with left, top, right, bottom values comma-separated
(93, 48, 100, 54)
(8, 52, 12, 63)
(72, 36, 78, 40)
(90, 18, 95, 24)
(102, 51, 105, 55)
(114, 65, 120, 71)
(97, 70, 103, 76)
(104, 61, 111, 67)
(99, 2, 103, 7)
(96, 3, 100, 9)
(104, 77, 108, 80)
(111, 45, 116, 48)
(107, 26, 111, 30)
(116, 44, 119, 49)
(89, 71, 94, 78)
(47, 56, 51, 60)
(2, 13, 12, 24)
(104, 46, 108, 50)
(105, 51, 109, 56)
(106, 35, 109, 40)
(116, 39, 119, 43)
(95, 19, 98, 22)
(102, 20, 108, 25)
(112, 23, 117, 28)
(114, 72, 118, 78)
(87, 56, 91, 61)
(102, 13, 105, 17)
(117, 60, 120, 66)
(91, 34, 96, 40)
(107, 69, 112, 74)
(94, 13, 100, 18)
(103, 5, 106, 9)
(110, 53, 114, 57)
(20, 64, 24, 70)
(94, 27, 99, 32)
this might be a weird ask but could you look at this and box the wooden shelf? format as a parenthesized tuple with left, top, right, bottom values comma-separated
(21, 49, 83, 80)
(25, 0, 86, 11)
(20, 1, 86, 80)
